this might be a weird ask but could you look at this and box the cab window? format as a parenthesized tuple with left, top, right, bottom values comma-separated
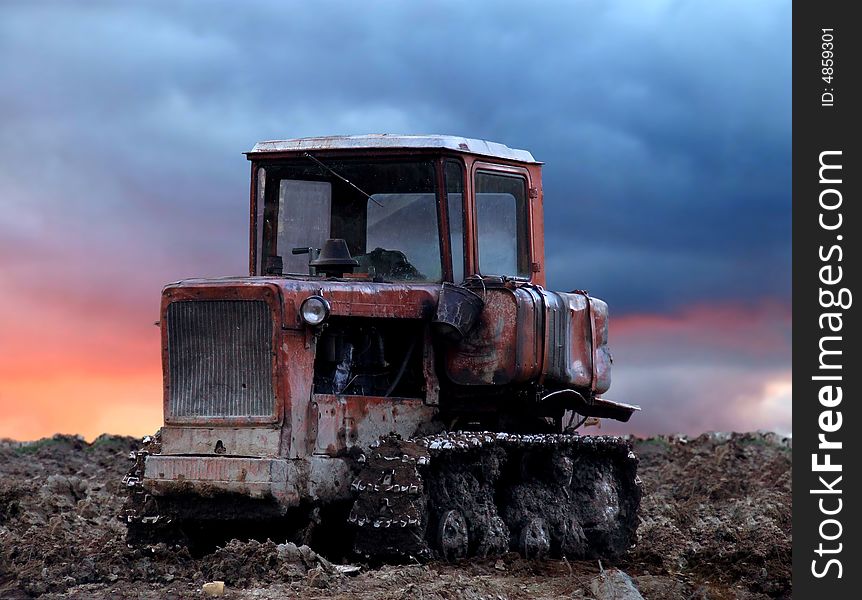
(475, 171, 530, 277)
(260, 158, 441, 281)
(445, 160, 465, 283)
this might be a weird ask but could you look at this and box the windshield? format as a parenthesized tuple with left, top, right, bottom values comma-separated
(258, 159, 441, 281)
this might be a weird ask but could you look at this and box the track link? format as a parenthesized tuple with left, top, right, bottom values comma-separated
(350, 432, 641, 561)
(119, 434, 190, 547)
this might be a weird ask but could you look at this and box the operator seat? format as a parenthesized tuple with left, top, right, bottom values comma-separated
(356, 247, 423, 280)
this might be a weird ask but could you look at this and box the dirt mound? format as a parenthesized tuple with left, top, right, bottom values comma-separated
(201, 539, 339, 587)
(626, 431, 792, 598)
(0, 431, 791, 598)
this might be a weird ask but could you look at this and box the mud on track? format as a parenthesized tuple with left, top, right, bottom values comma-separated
(0, 431, 791, 599)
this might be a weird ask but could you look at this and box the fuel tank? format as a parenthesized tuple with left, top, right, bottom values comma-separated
(444, 285, 611, 393)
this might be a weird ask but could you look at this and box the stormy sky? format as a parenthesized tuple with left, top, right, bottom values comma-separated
(0, 0, 791, 440)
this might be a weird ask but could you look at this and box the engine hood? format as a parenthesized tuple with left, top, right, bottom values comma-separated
(162, 276, 441, 330)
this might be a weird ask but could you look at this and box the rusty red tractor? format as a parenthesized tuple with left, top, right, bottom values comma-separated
(123, 135, 641, 560)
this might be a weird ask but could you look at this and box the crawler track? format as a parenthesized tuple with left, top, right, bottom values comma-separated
(349, 432, 641, 560)
(122, 431, 640, 561)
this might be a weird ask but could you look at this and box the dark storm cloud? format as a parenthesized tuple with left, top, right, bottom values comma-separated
(0, 0, 790, 315)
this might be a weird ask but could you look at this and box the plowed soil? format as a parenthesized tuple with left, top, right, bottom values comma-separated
(0, 431, 791, 599)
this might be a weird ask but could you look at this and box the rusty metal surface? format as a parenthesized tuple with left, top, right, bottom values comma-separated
(161, 275, 619, 453)
(160, 282, 285, 427)
(315, 285, 437, 321)
(559, 396, 641, 422)
(160, 278, 443, 458)
(166, 278, 440, 327)
(249, 163, 258, 276)
(444, 286, 543, 386)
(143, 455, 278, 500)
(282, 328, 313, 459)
(142, 454, 353, 508)
(542, 291, 612, 394)
(421, 326, 440, 406)
(312, 394, 438, 456)
(159, 426, 281, 457)
(444, 284, 612, 394)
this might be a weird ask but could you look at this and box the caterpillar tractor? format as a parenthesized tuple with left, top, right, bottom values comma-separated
(122, 135, 642, 561)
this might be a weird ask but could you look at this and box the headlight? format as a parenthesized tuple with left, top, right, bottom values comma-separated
(300, 295, 331, 326)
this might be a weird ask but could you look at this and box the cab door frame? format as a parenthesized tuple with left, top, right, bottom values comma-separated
(467, 160, 538, 283)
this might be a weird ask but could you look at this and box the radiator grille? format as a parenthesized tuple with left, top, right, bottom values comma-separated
(166, 300, 276, 419)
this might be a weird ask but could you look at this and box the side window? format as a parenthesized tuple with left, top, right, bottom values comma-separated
(475, 171, 530, 277)
(445, 161, 465, 283)
(278, 180, 332, 274)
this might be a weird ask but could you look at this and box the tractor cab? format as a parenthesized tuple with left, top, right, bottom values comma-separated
(246, 135, 546, 286)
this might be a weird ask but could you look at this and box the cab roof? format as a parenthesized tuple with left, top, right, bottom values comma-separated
(247, 134, 538, 164)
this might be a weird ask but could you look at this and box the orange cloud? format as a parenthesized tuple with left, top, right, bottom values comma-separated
(0, 285, 162, 441)
(0, 372, 162, 441)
